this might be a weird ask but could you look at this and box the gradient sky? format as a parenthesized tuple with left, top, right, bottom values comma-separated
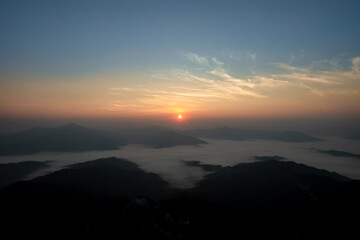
(1, 0, 360, 121)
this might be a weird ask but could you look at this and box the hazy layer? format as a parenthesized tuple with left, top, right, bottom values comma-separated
(0, 137, 359, 189)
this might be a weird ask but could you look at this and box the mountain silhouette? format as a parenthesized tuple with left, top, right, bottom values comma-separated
(121, 196, 183, 239)
(343, 130, 360, 140)
(0, 123, 124, 155)
(0, 161, 48, 189)
(254, 155, 287, 161)
(0, 157, 177, 239)
(179, 160, 359, 239)
(0, 123, 206, 156)
(29, 157, 176, 200)
(1, 158, 359, 239)
(183, 160, 223, 172)
(187, 160, 349, 210)
(118, 126, 207, 148)
(316, 149, 360, 159)
(183, 127, 322, 142)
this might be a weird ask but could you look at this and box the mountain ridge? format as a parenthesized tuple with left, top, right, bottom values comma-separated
(0, 123, 123, 155)
(0, 123, 207, 155)
(183, 127, 322, 142)
(1, 158, 359, 239)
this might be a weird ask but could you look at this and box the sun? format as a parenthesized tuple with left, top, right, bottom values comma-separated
(174, 111, 185, 121)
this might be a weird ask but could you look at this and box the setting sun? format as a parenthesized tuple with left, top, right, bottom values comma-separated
(178, 114, 182, 119)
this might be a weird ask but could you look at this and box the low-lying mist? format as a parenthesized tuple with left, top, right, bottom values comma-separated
(0, 136, 359, 189)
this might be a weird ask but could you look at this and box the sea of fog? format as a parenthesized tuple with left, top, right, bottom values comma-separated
(0, 137, 359, 189)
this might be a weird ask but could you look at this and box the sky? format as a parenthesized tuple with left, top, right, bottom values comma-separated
(1, 0, 360, 127)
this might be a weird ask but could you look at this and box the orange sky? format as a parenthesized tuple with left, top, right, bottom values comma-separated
(1, 56, 360, 120)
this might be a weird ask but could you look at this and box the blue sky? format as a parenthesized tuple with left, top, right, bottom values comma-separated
(1, 0, 360, 119)
(1, 0, 359, 76)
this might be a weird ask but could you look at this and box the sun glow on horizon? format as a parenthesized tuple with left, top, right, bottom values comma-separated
(178, 114, 182, 119)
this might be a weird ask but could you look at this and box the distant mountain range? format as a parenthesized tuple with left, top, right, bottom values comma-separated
(183, 127, 322, 142)
(117, 126, 207, 148)
(343, 131, 360, 140)
(0, 123, 123, 155)
(316, 149, 360, 159)
(0, 124, 323, 156)
(0, 123, 207, 155)
(253, 155, 287, 161)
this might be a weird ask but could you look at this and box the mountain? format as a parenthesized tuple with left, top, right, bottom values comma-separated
(0, 161, 48, 189)
(176, 160, 359, 240)
(1, 158, 359, 239)
(0, 123, 124, 155)
(0, 124, 207, 155)
(187, 160, 349, 210)
(343, 131, 360, 140)
(31, 157, 175, 200)
(183, 127, 322, 142)
(0, 157, 177, 239)
(316, 149, 360, 159)
(254, 155, 287, 161)
(118, 126, 207, 148)
(181, 160, 359, 239)
(183, 160, 223, 172)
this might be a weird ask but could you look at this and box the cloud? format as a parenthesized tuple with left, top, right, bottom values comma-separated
(173, 69, 267, 98)
(272, 59, 360, 96)
(273, 72, 338, 84)
(212, 57, 224, 66)
(209, 69, 256, 88)
(185, 52, 208, 65)
(107, 53, 360, 113)
(228, 50, 256, 62)
(107, 67, 270, 113)
(308, 89, 359, 97)
(275, 63, 308, 72)
(289, 53, 296, 63)
(107, 79, 225, 113)
(352, 57, 360, 72)
(249, 52, 256, 61)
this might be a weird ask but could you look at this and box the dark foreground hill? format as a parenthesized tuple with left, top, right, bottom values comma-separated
(186, 160, 349, 210)
(33, 157, 174, 200)
(0, 161, 48, 188)
(0, 157, 178, 239)
(183, 127, 322, 142)
(1, 157, 359, 239)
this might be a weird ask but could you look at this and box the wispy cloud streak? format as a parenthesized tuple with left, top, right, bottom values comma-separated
(107, 54, 360, 113)
(272, 57, 360, 96)
(184, 52, 209, 65)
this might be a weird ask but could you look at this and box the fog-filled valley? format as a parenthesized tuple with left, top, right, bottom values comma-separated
(1, 134, 360, 189)
(1, 123, 360, 239)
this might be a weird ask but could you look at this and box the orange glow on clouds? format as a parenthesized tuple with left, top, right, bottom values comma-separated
(1, 58, 360, 121)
